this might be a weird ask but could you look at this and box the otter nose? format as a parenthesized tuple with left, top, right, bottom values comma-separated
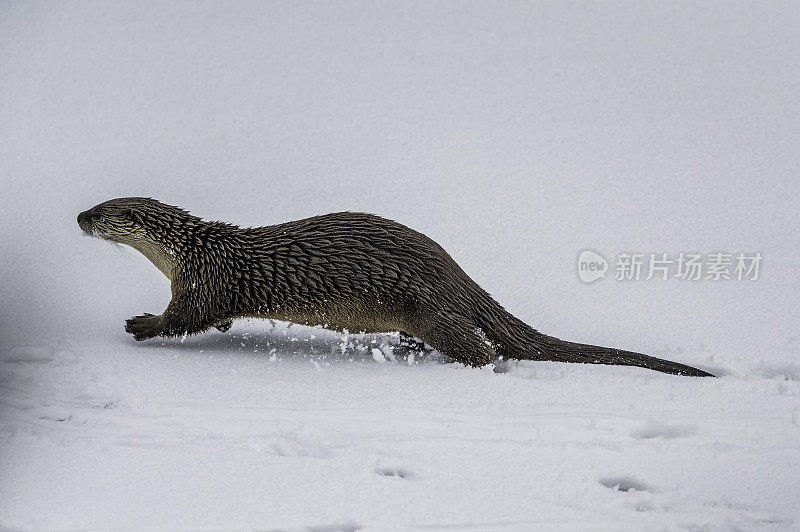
(77, 210, 92, 228)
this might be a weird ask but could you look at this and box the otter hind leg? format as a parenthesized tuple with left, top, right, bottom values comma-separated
(214, 319, 234, 333)
(413, 314, 497, 367)
(395, 331, 435, 361)
(398, 332, 430, 353)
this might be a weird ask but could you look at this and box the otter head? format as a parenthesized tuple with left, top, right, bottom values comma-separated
(78, 197, 197, 280)
(78, 197, 153, 243)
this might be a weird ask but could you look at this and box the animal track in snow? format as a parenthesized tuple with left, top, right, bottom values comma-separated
(755, 363, 800, 381)
(631, 421, 696, 440)
(599, 476, 652, 493)
(300, 521, 362, 532)
(373, 467, 413, 479)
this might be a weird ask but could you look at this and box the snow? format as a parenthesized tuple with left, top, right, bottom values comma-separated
(3, 327, 799, 529)
(2, 2, 800, 530)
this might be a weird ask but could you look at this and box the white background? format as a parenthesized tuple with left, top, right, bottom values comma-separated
(1, 2, 799, 529)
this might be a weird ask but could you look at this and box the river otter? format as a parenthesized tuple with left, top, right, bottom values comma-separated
(77, 198, 713, 377)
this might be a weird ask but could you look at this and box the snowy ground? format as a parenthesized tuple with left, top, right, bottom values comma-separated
(3, 1, 800, 530)
(2, 321, 799, 530)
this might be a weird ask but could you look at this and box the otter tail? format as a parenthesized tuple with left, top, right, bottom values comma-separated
(517, 333, 714, 377)
(477, 305, 714, 377)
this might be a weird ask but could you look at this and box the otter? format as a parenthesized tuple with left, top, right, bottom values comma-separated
(77, 198, 713, 377)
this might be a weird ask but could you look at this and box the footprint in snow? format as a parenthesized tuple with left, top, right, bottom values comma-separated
(755, 362, 800, 381)
(373, 467, 413, 479)
(303, 523, 361, 532)
(631, 421, 696, 440)
(599, 476, 653, 493)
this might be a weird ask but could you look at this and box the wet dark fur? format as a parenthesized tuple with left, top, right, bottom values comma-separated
(78, 198, 714, 377)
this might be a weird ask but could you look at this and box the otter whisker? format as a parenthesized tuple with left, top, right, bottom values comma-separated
(113, 243, 136, 261)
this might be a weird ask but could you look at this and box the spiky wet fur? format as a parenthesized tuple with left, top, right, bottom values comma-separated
(78, 198, 714, 377)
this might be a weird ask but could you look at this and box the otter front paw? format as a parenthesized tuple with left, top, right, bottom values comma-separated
(125, 313, 163, 341)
